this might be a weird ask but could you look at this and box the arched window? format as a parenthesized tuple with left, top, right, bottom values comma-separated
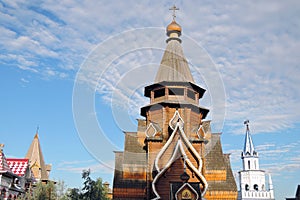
(248, 160, 250, 169)
(254, 184, 259, 191)
(245, 184, 249, 191)
(254, 160, 257, 169)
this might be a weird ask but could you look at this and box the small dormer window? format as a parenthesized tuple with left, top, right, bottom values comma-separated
(169, 88, 184, 95)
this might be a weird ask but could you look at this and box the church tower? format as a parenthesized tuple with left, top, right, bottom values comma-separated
(113, 6, 237, 200)
(25, 130, 51, 182)
(238, 120, 274, 200)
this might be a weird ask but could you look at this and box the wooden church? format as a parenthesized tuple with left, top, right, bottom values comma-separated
(113, 7, 237, 200)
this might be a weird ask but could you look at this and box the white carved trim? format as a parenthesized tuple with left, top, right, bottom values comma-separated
(145, 122, 157, 137)
(154, 122, 178, 173)
(178, 124, 203, 171)
(169, 110, 184, 130)
(178, 129, 208, 196)
(152, 139, 182, 200)
(196, 124, 204, 139)
(152, 110, 208, 199)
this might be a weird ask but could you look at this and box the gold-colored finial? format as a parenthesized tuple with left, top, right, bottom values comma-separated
(34, 125, 39, 139)
(166, 5, 182, 39)
(0, 144, 4, 151)
(169, 5, 179, 20)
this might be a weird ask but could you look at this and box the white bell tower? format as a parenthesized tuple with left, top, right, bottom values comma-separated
(238, 120, 274, 200)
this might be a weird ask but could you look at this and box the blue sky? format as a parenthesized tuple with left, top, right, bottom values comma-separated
(1, 0, 300, 199)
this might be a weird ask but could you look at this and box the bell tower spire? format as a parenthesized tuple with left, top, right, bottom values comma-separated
(238, 121, 275, 200)
(241, 120, 259, 170)
(242, 120, 256, 157)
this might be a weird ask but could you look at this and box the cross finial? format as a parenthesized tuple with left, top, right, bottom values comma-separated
(244, 120, 250, 130)
(169, 5, 179, 20)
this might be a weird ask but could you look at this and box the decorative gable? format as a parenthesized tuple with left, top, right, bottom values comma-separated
(175, 183, 199, 200)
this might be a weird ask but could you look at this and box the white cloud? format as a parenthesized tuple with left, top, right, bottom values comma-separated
(1, 0, 299, 151)
(230, 139, 300, 177)
(20, 78, 29, 83)
(57, 159, 114, 174)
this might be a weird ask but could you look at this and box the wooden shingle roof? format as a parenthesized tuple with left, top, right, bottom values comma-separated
(25, 133, 49, 180)
(205, 133, 237, 191)
(154, 39, 194, 83)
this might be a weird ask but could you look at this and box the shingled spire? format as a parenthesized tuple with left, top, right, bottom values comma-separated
(25, 129, 51, 182)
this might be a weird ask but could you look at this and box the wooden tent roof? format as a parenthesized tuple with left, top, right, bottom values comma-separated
(154, 35, 194, 83)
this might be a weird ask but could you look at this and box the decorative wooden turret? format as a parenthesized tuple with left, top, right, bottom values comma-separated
(25, 129, 51, 182)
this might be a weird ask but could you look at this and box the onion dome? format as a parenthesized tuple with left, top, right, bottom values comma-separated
(167, 20, 182, 32)
(167, 20, 182, 37)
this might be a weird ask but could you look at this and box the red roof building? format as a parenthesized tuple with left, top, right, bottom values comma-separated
(6, 158, 29, 177)
(0, 145, 24, 200)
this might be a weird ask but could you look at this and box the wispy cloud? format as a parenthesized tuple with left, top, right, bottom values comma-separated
(230, 139, 300, 177)
(57, 159, 114, 174)
(2, 1, 299, 135)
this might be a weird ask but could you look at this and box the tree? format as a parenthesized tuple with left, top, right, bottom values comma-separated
(66, 188, 81, 200)
(81, 169, 109, 200)
(18, 169, 110, 200)
(56, 180, 67, 199)
(34, 181, 57, 200)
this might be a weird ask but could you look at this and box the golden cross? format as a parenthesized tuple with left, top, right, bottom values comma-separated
(169, 5, 179, 20)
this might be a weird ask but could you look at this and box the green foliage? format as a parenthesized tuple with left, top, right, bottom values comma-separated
(17, 169, 110, 200)
(66, 188, 81, 200)
(34, 181, 57, 200)
(17, 181, 57, 200)
(56, 180, 69, 200)
(81, 169, 109, 200)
